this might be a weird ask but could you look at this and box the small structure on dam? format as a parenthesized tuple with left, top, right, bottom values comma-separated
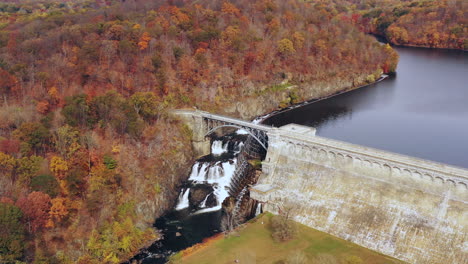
(175, 110, 468, 264)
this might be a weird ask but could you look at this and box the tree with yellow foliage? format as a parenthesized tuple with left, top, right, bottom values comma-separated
(278, 38, 296, 55)
(50, 156, 69, 180)
(0, 152, 16, 176)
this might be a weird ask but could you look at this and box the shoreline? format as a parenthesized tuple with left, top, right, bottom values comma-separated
(253, 74, 390, 124)
(369, 33, 467, 52)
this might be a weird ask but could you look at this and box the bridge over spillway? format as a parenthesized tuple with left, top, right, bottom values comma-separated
(201, 112, 270, 151)
(172, 110, 272, 157)
(173, 110, 468, 264)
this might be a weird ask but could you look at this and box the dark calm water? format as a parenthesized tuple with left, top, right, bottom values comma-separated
(265, 47, 468, 168)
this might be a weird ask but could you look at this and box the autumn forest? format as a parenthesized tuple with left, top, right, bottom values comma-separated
(0, 0, 465, 263)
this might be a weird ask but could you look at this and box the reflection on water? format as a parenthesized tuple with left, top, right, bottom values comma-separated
(265, 47, 468, 168)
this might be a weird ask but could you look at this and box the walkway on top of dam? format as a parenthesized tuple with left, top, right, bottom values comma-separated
(173, 110, 468, 185)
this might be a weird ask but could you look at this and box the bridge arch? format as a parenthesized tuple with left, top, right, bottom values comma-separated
(205, 124, 268, 150)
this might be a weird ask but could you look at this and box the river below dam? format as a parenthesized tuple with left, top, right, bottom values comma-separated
(130, 46, 467, 263)
(265, 46, 468, 169)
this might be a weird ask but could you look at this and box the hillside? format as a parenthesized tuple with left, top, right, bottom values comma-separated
(0, 1, 398, 263)
(331, 0, 467, 49)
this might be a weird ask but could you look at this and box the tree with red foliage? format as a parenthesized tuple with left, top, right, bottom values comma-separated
(243, 52, 257, 75)
(0, 69, 18, 99)
(15, 192, 51, 233)
(0, 140, 20, 156)
(6, 31, 17, 55)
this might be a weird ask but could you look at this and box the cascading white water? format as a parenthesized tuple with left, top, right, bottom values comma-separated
(131, 131, 256, 263)
(211, 140, 228, 156)
(175, 188, 190, 210)
(252, 114, 272, 124)
(255, 203, 262, 216)
(236, 129, 249, 135)
(174, 137, 243, 213)
(234, 142, 244, 154)
(199, 195, 209, 208)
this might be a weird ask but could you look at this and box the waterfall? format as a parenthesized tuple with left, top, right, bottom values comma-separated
(211, 140, 228, 156)
(174, 134, 245, 214)
(255, 203, 262, 216)
(236, 129, 249, 135)
(199, 195, 209, 208)
(175, 188, 190, 210)
(129, 130, 266, 263)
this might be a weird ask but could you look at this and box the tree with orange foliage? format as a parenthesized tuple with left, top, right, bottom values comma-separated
(169, 6, 191, 27)
(16, 192, 51, 233)
(48, 86, 60, 105)
(267, 18, 280, 34)
(292, 32, 305, 49)
(138, 32, 151, 50)
(222, 2, 241, 17)
(47, 197, 69, 228)
(36, 100, 50, 114)
(0, 197, 15, 205)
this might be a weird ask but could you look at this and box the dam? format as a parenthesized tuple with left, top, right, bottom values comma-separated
(176, 110, 468, 264)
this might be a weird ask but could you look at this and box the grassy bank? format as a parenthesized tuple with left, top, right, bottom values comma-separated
(176, 213, 405, 264)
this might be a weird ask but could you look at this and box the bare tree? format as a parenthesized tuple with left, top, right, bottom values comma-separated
(221, 197, 240, 233)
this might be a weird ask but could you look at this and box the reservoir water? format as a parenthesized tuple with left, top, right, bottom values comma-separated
(265, 47, 468, 168)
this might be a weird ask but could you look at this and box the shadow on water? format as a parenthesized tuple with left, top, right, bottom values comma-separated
(264, 75, 398, 128)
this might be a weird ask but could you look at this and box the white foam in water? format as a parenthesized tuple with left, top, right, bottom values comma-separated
(193, 161, 236, 214)
(252, 113, 271, 124)
(184, 159, 237, 214)
(236, 129, 249, 135)
(193, 204, 222, 214)
(252, 118, 262, 124)
(206, 164, 222, 181)
(187, 162, 207, 182)
(211, 140, 228, 155)
(199, 195, 209, 208)
(234, 142, 244, 154)
(178, 135, 245, 214)
(212, 160, 236, 208)
(175, 189, 190, 210)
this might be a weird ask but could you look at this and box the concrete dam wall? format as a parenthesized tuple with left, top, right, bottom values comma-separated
(251, 124, 468, 264)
